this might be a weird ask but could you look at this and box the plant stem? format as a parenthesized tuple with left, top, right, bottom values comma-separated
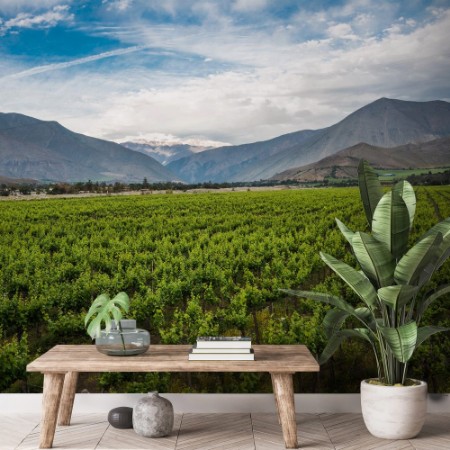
(402, 362, 408, 385)
(117, 321, 126, 352)
(377, 329, 390, 382)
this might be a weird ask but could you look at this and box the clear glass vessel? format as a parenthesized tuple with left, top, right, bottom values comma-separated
(95, 320, 150, 356)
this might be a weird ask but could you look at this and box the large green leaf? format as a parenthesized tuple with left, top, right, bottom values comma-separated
(416, 326, 450, 348)
(323, 309, 349, 338)
(280, 289, 356, 315)
(351, 232, 395, 288)
(358, 160, 383, 228)
(378, 321, 417, 363)
(321, 307, 373, 339)
(420, 217, 450, 240)
(377, 285, 418, 311)
(85, 292, 130, 339)
(419, 218, 450, 269)
(354, 307, 372, 322)
(392, 181, 416, 229)
(437, 245, 450, 270)
(320, 252, 378, 309)
(336, 218, 355, 245)
(372, 191, 410, 260)
(319, 329, 374, 365)
(416, 285, 450, 319)
(394, 233, 443, 287)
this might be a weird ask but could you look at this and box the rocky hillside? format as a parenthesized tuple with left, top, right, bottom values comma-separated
(271, 137, 450, 181)
(168, 98, 450, 183)
(0, 113, 179, 183)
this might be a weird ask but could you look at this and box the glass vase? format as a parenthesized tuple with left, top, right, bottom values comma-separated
(95, 320, 150, 356)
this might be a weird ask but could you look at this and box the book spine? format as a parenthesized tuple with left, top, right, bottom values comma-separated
(195, 342, 252, 349)
(188, 355, 255, 361)
(191, 348, 252, 354)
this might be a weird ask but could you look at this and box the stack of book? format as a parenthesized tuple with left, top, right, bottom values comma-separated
(188, 336, 254, 361)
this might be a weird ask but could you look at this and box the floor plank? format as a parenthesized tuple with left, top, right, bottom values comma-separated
(16, 413, 108, 450)
(318, 413, 414, 450)
(0, 412, 448, 450)
(176, 413, 255, 450)
(97, 414, 182, 450)
(0, 413, 40, 450)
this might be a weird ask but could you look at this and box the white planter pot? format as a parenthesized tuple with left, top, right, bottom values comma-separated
(361, 379, 427, 439)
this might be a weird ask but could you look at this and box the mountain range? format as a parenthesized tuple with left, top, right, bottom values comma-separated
(167, 98, 450, 183)
(1, 97, 449, 185)
(271, 137, 450, 182)
(0, 113, 178, 183)
(120, 137, 227, 166)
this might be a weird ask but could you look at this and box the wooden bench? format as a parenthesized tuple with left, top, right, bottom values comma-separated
(27, 344, 319, 449)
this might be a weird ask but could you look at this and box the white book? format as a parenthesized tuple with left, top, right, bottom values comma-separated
(196, 336, 252, 349)
(189, 350, 255, 361)
(191, 344, 251, 354)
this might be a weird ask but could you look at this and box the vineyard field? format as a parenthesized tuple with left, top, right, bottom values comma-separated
(0, 187, 449, 394)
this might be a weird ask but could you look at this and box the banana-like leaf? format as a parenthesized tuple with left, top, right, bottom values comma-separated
(377, 285, 418, 311)
(378, 321, 417, 363)
(351, 232, 395, 288)
(355, 307, 376, 330)
(394, 233, 443, 287)
(419, 217, 450, 269)
(354, 307, 372, 321)
(319, 328, 374, 365)
(372, 191, 410, 260)
(437, 245, 450, 271)
(280, 289, 356, 315)
(322, 307, 374, 338)
(85, 292, 130, 339)
(393, 181, 416, 229)
(358, 160, 383, 228)
(323, 308, 349, 338)
(416, 326, 450, 348)
(320, 252, 378, 309)
(416, 285, 450, 319)
(420, 217, 450, 240)
(336, 218, 355, 245)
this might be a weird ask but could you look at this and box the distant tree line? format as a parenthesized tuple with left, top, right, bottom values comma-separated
(0, 171, 448, 197)
(0, 178, 316, 196)
(407, 170, 450, 185)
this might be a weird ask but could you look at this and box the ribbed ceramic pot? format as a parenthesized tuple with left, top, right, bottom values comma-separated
(108, 406, 133, 429)
(361, 379, 427, 439)
(133, 392, 174, 438)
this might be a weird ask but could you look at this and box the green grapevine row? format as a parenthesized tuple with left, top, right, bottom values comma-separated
(0, 187, 448, 393)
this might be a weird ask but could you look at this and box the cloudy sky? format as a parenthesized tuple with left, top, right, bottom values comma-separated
(1, 0, 449, 145)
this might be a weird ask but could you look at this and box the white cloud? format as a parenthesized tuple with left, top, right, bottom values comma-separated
(1, 45, 148, 80)
(0, 0, 68, 14)
(326, 23, 358, 40)
(0, 4, 73, 35)
(1, 2, 449, 145)
(105, 0, 133, 12)
(232, 0, 268, 13)
(117, 132, 230, 148)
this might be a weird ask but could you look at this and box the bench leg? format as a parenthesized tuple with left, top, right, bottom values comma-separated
(271, 372, 298, 449)
(270, 374, 282, 425)
(58, 372, 79, 426)
(39, 372, 65, 448)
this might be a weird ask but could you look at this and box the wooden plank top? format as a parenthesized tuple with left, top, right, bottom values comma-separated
(27, 345, 319, 373)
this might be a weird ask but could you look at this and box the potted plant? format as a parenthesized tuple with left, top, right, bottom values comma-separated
(85, 292, 150, 356)
(282, 160, 450, 439)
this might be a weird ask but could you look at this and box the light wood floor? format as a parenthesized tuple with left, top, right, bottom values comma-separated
(1, 413, 449, 450)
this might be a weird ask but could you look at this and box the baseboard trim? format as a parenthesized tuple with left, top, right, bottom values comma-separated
(1, 393, 448, 414)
